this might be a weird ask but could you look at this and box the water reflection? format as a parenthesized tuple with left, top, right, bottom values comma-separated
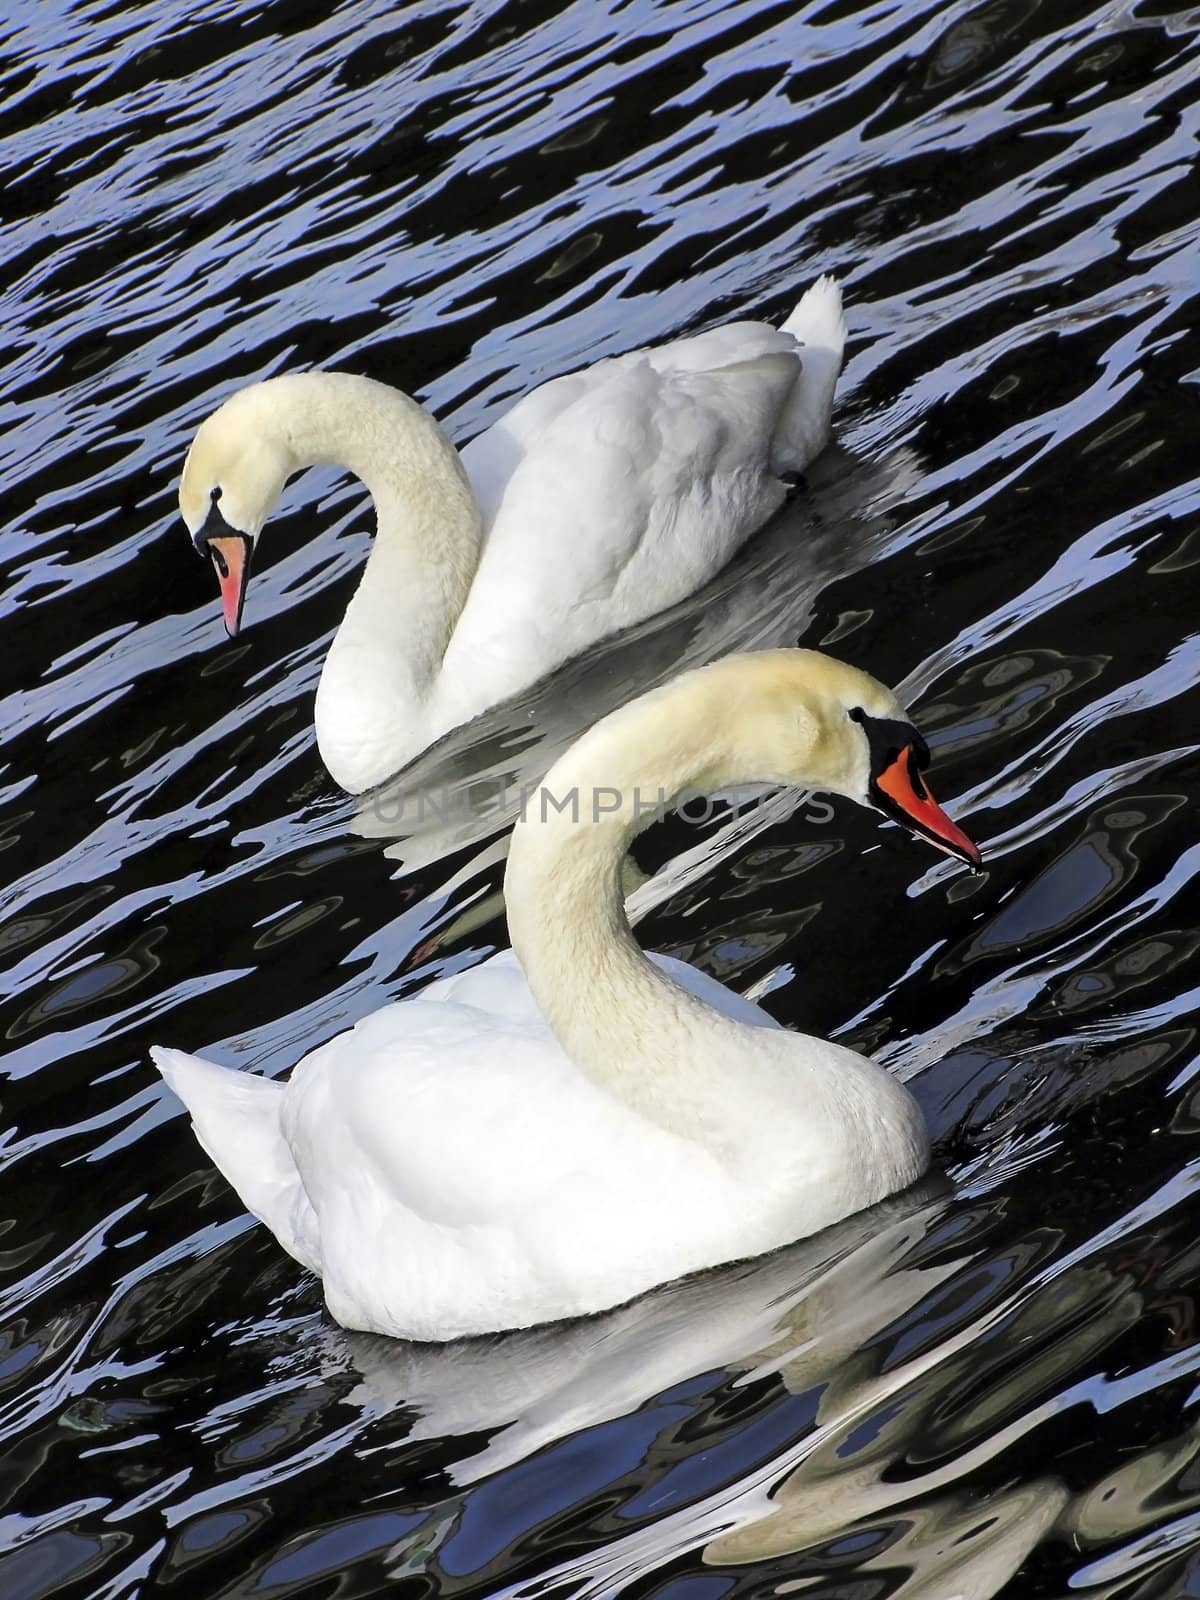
(944, 792, 1187, 971)
(1041, 927, 1200, 1018)
(918, 647, 1109, 758)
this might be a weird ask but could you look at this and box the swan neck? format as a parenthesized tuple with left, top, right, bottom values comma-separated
(503, 669, 829, 1144)
(274, 375, 483, 790)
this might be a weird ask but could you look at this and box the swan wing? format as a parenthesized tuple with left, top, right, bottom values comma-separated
(459, 369, 592, 529)
(439, 352, 801, 715)
(435, 282, 844, 726)
(457, 275, 844, 540)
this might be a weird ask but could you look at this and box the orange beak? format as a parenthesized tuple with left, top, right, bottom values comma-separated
(875, 746, 982, 868)
(206, 535, 251, 637)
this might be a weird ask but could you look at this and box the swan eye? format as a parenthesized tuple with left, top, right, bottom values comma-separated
(850, 706, 930, 790)
(192, 485, 235, 554)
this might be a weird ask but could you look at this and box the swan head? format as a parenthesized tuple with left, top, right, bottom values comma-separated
(640, 651, 982, 868)
(746, 650, 981, 867)
(178, 386, 295, 636)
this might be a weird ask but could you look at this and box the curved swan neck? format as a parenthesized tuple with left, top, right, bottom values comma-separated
(258, 374, 483, 790)
(504, 657, 856, 1150)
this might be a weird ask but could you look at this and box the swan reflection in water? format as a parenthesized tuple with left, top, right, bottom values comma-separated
(291, 1172, 1200, 1599)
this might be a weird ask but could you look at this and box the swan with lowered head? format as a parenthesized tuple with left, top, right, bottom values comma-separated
(153, 650, 981, 1342)
(179, 279, 846, 791)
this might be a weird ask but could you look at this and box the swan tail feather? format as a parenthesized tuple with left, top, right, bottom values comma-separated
(782, 273, 846, 348)
(151, 1046, 321, 1273)
(774, 275, 846, 473)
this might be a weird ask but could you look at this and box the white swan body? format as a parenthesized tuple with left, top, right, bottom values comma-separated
(179, 279, 846, 791)
(153, 650, 981, 1342)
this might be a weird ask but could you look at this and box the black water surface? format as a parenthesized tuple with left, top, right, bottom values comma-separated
(2, 0, 1199, 1595)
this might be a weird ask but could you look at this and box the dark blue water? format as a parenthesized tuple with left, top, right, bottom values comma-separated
(2, 0, 1199, 1594)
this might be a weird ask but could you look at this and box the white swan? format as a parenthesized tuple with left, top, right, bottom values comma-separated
(153, 650, 981, 1342)
(179, 279, 846, 791)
